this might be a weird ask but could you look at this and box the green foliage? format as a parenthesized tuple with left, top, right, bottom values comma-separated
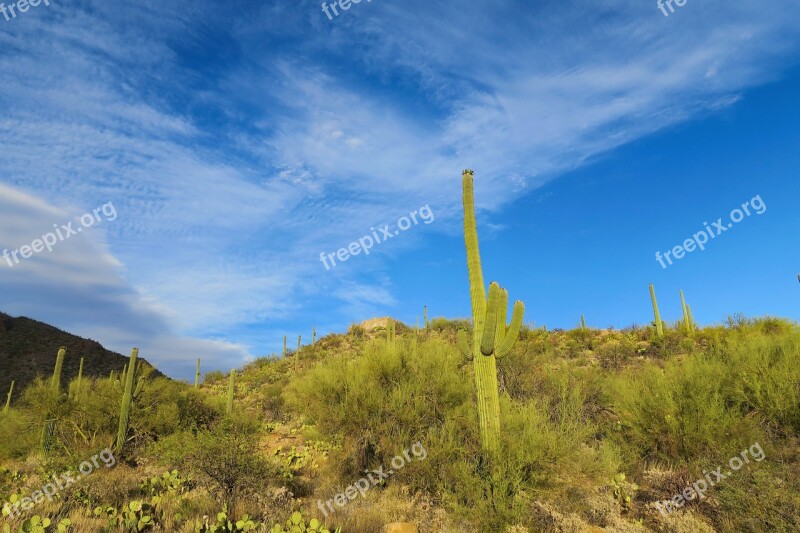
(287, 337, 469, 477)
(609, 472, 638, 510)
(195, 508, 260, 532)
(181, 418, 277, 510)
(2, 516, 72, 533)
(120, 499, 158, 531)
(348, 323, 366, 340)
(141, 470, 190, 496)
(270, 512, 339, 533)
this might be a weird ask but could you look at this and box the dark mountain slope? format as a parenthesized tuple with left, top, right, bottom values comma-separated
(0, 312, 163, 402)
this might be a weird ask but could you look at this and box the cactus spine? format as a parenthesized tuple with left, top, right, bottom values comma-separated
(195, 358, 201, 388)
(115, 348, 145, 452)
(650, 284, 664, 337)
(3, 381, 13, 413)
(460, 170, 525, 454)
(226, 370, 235, 416)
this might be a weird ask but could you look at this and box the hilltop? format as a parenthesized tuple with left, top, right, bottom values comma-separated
(0, 312, 162, 400)
(0, 314, 798, 532)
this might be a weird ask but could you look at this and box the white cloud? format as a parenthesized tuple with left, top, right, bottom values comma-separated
(0, 0, 799, 377)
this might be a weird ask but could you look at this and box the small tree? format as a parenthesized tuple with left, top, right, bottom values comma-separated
(186, 419, 275, 510)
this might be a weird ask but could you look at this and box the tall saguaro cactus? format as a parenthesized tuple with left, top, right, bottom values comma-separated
(424, 306, 429, 329)
(386, 318, 396, 348)
(680, 290, 694, 332)
(458, 170, 525, 454)
(195, 358, 201, 388)
(70, 357, 85, 399)
(115, 348, 145, 452)
(650, 284, 664, 338)
(226, 370, 235, 416)
(296, 335, 302, 372)
(77, 357, 84, 386)
(312, 325, 317, 346)
(283, 336, 287, 358)
(42, 347, 67, 452)
(3, 381, 13, 413)
(51, 347, 66, 391)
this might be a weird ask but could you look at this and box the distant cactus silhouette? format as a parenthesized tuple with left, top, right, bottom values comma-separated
(459, 169, 525, 454)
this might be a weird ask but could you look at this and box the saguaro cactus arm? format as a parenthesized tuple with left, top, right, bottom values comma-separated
(495, 300, 525, 359)
(481, 283, 503, 356)
(457, 330, 473, 360)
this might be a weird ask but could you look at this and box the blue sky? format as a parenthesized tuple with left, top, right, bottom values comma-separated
(0, 0, 799, 379)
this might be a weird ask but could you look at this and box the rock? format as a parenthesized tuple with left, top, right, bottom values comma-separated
(384, 523, 419, 533)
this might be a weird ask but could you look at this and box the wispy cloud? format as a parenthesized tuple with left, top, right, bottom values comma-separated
(0, 0, 798, 377)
